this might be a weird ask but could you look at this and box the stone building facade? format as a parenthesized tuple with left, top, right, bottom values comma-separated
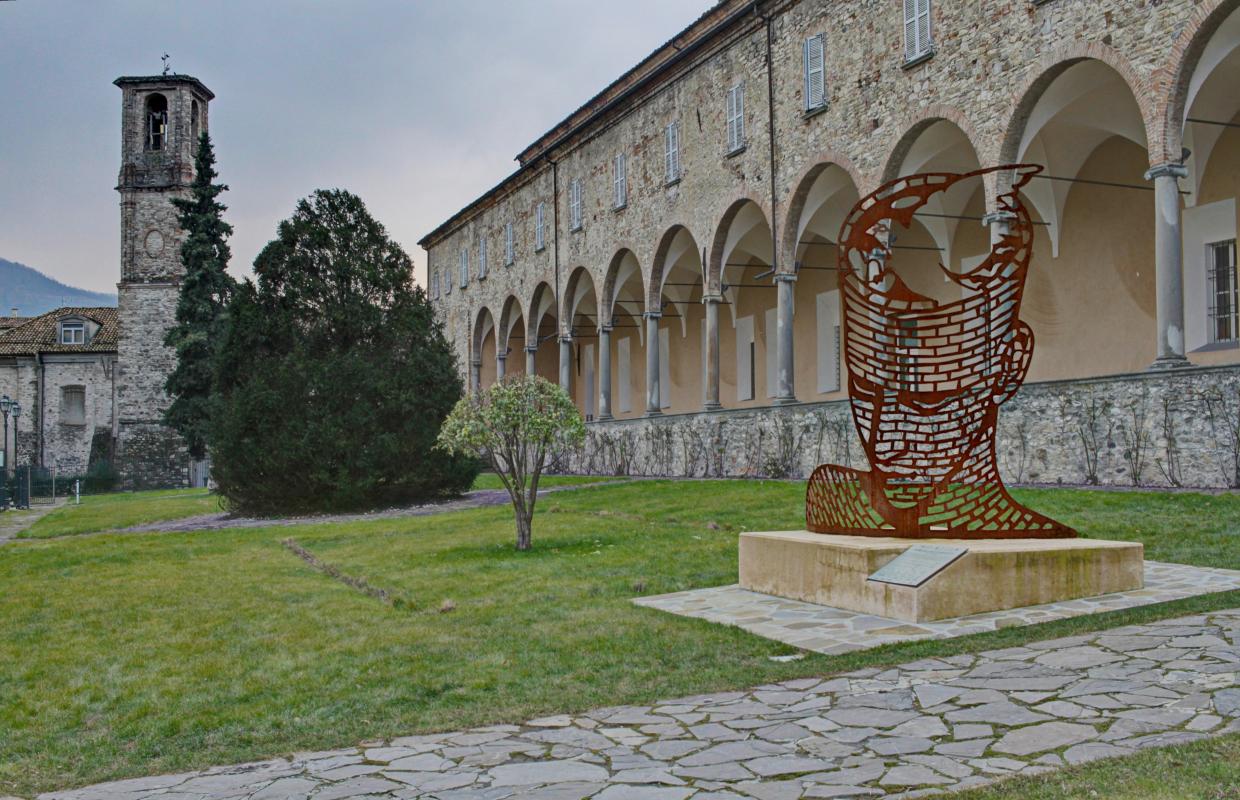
(422, 0, 1240, 488)
(113, 74, 213, 488)
(0, 308, 119, 476)
(0, 75, 214, 488)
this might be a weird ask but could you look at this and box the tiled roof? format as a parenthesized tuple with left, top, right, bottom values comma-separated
(0, 307, 119, 356)
(0, 317, 29, 330)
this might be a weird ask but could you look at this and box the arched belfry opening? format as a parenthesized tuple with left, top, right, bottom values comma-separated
(146, 93, 168, 151)
(190, 99, 201, 145)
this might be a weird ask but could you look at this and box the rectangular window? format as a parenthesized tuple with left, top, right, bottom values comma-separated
(613, 154, 627, 209)
(60, 322, 85, 345)
(803, 34, 826, 111)
(765, 307, 778, 399)
(816, 291, 841, 393)
(535, 202, 546, 251)
(665, 121, 681, 184)
(444, 267, 452, 295)
(459, 248, 469, 288)
(505, 222, 515, 265)
(903, 0, 933, 63)
(61, 386, 86, 426)
(618, 336, 631, 413)
(569, 179, 583, 231)
(736, 315, 754, 401)
(431, 269, 440, 299)
(726, 83, 745, 153)
(658, 326, 670, 409)
(478, 238, 488, 279)
(1208, 239, 1238, 343)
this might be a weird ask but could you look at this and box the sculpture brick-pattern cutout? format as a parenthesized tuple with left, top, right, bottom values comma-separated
(806, 165, 1075, 539)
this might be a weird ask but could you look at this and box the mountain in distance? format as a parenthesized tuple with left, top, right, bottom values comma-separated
(0, 258, 116, 318)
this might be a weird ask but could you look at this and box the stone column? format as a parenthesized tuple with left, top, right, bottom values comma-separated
(644, 311, 662, 416)
(469, 359, 482, 397)
(598, 326, 613, 420)
(525, 345, 537, 377)
(496, 353, 506, 382)
(558, 334, 573, 394)
(774, 273, 797, 404)
(703, 295, 722, 411)
(1145, 162, 1190, 369)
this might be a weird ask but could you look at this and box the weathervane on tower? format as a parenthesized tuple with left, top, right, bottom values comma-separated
(161, 53, 171, 75)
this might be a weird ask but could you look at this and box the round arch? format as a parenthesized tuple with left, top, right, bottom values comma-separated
(1161, 0, 1240, 164)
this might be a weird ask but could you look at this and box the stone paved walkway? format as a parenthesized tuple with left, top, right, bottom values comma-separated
(635, 561, 1240, 656)
(40, 609, 1240, 800)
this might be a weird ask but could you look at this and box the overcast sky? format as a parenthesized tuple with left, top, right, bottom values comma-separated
(0, 0, 711, 294)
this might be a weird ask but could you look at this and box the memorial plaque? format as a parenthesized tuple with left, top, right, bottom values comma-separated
(868, 544, 968, 588)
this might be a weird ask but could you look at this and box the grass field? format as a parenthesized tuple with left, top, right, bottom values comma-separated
(469, 472, 624, 492)
(17, 488, 220, 539)
(1, 481, 1238, 796)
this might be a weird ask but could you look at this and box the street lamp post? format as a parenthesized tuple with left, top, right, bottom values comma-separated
(0, 395, 11, 477)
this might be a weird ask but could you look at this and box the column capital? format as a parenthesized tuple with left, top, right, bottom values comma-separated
(981, 210, 1017, 227)
(558, 333, 573, 344)
(496, 353, 507, 361)
(1144, 162, 1188, 181)
(470, 358, 483, 367)
(773, 272, 798, 284)
(524, 345, 539, 354)
(642, 311, 663, 321)
(702, 293, 724, 304)
(598, 324, 613, 334)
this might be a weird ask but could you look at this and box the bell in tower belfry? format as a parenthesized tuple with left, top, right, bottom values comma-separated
(113, 73, 214, 489)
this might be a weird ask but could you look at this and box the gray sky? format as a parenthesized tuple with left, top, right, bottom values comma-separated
(0, 0, 711, 294)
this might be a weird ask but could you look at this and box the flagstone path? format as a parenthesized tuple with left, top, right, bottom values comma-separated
(39, 609, 1240, 800)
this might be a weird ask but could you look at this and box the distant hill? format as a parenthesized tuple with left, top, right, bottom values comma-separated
(0, 258, 116, 317)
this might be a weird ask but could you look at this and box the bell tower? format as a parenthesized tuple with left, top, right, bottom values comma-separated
(114, 73, 214, 488)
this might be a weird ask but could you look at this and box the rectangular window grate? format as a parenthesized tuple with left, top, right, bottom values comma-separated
(1208, 239, 1238, 343)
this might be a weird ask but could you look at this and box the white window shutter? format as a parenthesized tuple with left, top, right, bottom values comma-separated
(804, 35, 825, 110)
(444, 267, 451, 294)
(903, 0, 918, 61)
(727, 83, 745, 152)
(536, 202, 545, 250)
(459, 247, 468, 288)
(665, 121, 680, 183)
(726, 87, 736, 151)
(505, 222, 514, 265)
(918, 0, 932, 57)
(431, 269, 439, 299)
(479, 238, 488, 278)
(614, 154, 626, 208)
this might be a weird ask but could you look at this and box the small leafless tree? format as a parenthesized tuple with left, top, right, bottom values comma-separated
(1057, 388, 1113, 485)
(1200, 386, 1240, 488)
(1117, 390, 1152, 487)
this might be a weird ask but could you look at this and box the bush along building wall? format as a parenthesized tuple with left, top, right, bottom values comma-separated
(559, 365, 1240, 490)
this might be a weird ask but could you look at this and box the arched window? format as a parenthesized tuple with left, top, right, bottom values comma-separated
(190, 99, 200, 145)
(146, 93, 168, 151)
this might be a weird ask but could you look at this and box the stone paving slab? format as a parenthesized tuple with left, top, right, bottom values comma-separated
(633, 561, 1240, 656)
(35, 609, 1240, 800)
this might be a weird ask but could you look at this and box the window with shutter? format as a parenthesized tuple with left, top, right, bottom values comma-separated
(804, 34, 826, 111)
(535, 202, 545, 251)
(431, 269, 439, 299)
(903, 0, 933, 63)
(726, 83, 745, 153)
(444, 267, 451, 294)
(569, 179, 583, 231)
(479, 238, 488, 279)
(459, 248, 469, 288)
(505, 222, 515, 265)
(613, 154, 627, 209)
(665, 121, 680, 183)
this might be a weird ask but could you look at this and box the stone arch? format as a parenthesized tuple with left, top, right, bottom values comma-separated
(707, 194, 772, 294)
(880, 104, 987, 185)
(649, 224, 705, 309)
(471, 305, 496, 361)
(496, 292, 525, 359)
(562, 265, 600, 333)
(526, 281, 558, 345)
(781, 153, 867, 269)
(998, 42, 1153, 171)
(1160, 0, 1240, 165)
(601, 248, 646, 326)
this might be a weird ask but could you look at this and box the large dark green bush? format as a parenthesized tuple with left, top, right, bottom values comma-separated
(208, 189, 478, 514)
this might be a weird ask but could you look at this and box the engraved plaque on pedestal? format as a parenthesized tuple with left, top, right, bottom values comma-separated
(868, 544, 968, 588)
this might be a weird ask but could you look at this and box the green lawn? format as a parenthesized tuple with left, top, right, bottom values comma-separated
(17, 488, 221, 539)
(1, 481, 1238, 796)
(957, 732, 1240, 799)
(469, 472, 625, 491)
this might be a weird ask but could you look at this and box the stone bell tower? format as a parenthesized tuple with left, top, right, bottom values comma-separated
(114, 73, 214, 488)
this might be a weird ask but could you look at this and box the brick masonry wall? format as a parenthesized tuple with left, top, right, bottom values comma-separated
(561, 364, 1240, 490)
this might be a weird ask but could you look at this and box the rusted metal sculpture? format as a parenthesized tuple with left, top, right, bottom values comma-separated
(807, 165, 1075, 539)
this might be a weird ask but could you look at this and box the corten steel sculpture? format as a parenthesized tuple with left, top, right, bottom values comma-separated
(806, 165, 1075, 539)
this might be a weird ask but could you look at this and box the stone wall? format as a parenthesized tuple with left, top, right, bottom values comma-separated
(560, 364, 1240, 490)
(0, 355, 115, 475)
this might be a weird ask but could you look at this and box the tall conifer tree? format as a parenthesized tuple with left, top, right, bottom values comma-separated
(165, 132, 236, 459)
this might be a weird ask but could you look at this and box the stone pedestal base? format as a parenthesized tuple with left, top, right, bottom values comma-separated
(738, 531, 1144, 623)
